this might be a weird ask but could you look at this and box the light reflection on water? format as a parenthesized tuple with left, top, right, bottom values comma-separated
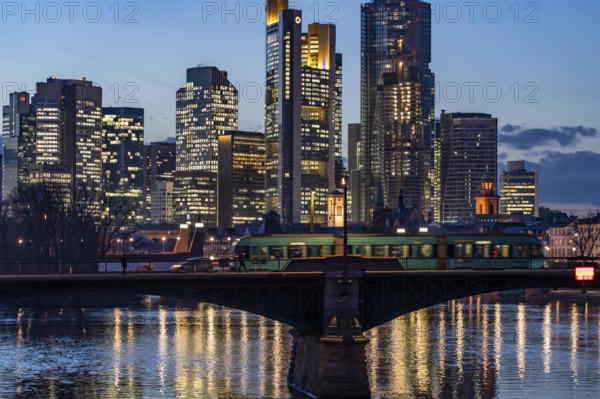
(0, 296, 599, 398)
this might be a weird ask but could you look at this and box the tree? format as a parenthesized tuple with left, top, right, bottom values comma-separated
(570, 213, 600, 258)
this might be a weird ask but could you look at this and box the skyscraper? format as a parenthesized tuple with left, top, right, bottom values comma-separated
(175, 66, 238, 225)
(349, 123, 361, 221)
(266, 1, 343, 226)
(299, 23, 343, 224)
(2, 92, 36, 200)
(360, 0, 434, 221)
(146, 141, 176, 222)
(101, 107, 145, 220)
(218, 131, 266, 227)
(266, 0, 303, 225)
(34, 77, 103, 188)
(440, 112, 498, 222)
(500, 160, 539, 217)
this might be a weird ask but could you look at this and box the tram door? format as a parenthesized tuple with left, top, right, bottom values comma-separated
(437, 237, 448, 269)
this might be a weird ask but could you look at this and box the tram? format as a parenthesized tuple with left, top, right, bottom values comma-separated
(233, 234, 546, 270)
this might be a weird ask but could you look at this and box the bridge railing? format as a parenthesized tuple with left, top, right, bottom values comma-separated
(0, 257, 596, 276)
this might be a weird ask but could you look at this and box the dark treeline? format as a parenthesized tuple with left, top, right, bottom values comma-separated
(0, 181, 138, 262)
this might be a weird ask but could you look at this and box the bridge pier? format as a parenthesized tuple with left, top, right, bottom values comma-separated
(288, 272, 371, 398)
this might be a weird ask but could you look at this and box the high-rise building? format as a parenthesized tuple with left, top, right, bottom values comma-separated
(175, 66, 238, 225)
(430, 118, 442, 222)
(151, 180, 174, 224)
(101, 107, 145, 219)
(359, 0, 435, 221)
(33, 77, 103, 189)
(266, 0, 303, 226)
(217, 131, 266, 227)
(2, 92, 36, 200)
(500, 160, 539, 217)
(145, 141, 176, 222)
(349, 123, 361, 222)
(440, 112, 498, 222)
(299, 23, 343, 224)
(266, 1, 343, 226)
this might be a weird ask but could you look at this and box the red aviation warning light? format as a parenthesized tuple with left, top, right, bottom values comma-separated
(575, 266, 595, 282)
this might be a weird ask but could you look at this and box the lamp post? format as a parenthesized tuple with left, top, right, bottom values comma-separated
(162, 237, 166, 253)
(18, 239, 23, 262)
(342, 178, 348, 283)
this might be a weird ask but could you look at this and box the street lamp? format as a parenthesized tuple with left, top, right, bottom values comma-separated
(18, 239, 23, 261)
(162, 237, 166, 253)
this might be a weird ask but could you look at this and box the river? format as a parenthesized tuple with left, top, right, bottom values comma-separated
(0, 293, 599, 398)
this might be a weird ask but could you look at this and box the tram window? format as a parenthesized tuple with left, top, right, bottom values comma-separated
(363, 245, 372, 257)
(270, 246, 286, 259)
(320, 246, 332, 257)
(455, 244, 473, 258)
(421, 245, 434, 258)
(474, 244, 490, 258)
(288, 245, 306, 259)
(512, 245, 529, 258)
(531, 245, 542, 257)
(352, 246, 361, 255)
(308, 246, 319, 257)
(260, 246, 268, 259)
(373, 245, 388, 257)
(493, 245, 510, 258)
(390, 245, 409, 258)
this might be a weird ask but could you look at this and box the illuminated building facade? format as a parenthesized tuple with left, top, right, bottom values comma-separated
(327, 190, 344, 227)
(217, 131, 266, 227)
(500, 160, 539, 217)
(33, 77, 103, 188)
(300, 23, 343, 224)
(440, 112, 498, 222)
(360, 0, 435, 221)
(29, 163, 73, 205)
(101, 107, 145, 220)
(266, 0, 303, 225)
(151, 180, 174, 224)
(349, 123, 361, 221)
(2, 92, 36, 200)
(173, 171, 218, 225)
(430, 119, 442, 222)
(266, 1, 343, 226)
(175, 66, 238, 225)
(146, 141, 176, 222)
(475, 177, 500, 216)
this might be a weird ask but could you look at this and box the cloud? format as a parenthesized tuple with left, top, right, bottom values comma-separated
(499, 126, 597, 150)
(537, 151, 600, 207)
(500, 124, 522, 133)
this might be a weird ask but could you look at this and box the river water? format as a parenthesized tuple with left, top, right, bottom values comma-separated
(0, 294, 599, 399)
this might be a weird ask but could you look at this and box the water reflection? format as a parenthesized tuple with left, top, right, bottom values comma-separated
(570, 303, 579, 380)
(517, 303, 527, 380)
(0, 297, 599, 398)
(543, 303, 552, 374)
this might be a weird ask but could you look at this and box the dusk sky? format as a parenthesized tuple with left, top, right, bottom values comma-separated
(1, 0, 599, 210)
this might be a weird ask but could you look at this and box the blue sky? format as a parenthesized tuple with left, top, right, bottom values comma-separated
(1, 0, 599, 210)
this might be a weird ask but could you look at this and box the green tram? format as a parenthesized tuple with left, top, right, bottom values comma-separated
(233, 234, 546, 271)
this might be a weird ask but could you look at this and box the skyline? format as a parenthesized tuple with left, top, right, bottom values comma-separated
(1, 0, 599, 209)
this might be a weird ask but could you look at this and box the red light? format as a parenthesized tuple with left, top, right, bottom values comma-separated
(575, 266, 595, 282)
(19, 96, 26, 102)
